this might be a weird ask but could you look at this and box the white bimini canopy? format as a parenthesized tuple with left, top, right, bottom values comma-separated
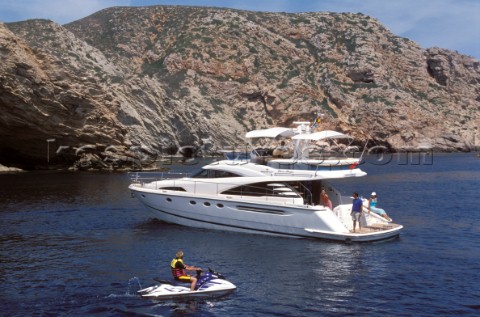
(245, 127, 296, 139)
(292, 130, 351, 140)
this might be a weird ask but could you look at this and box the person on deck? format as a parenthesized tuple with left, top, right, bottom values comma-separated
(170, 250, 202, 291)
(368, 192, 392, 222)
(272, 141, 288, 157)
(321, 189, 333, 210)
(351, 192, 363, 232)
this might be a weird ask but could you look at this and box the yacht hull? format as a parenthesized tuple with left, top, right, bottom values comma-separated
(130, 187, 402, 242)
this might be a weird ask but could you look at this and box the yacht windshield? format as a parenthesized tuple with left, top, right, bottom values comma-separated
(191, 169, 241, 178)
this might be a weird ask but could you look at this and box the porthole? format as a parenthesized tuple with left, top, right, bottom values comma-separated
(204, 202, 211, 207)
(190, 200, 196, 205)
(166, 198, 172, 202)
(216, 203, 224, 208)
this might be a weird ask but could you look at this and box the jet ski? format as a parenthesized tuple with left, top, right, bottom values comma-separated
(138, 268, 236, 299)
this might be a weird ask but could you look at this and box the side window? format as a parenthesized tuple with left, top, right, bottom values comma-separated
(191, 169, 209, 178)
(159, 187, 186, 192)
(192, 169, 241, 178)
(221, 182, 300, 198)
(213, 170, 240, 178)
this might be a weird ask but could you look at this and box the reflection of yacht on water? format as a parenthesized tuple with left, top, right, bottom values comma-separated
(129, 122, 403, 242)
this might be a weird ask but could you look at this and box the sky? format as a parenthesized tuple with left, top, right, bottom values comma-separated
(0, 0, 479, 59)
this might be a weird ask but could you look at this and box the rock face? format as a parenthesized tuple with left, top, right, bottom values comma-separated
(1, 6, 479, 169)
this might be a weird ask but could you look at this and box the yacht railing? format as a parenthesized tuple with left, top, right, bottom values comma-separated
(294, 182, 313, 205)
(129, 171, 191, 185)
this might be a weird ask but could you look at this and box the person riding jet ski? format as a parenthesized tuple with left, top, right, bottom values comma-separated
(170, 250, 202, 291)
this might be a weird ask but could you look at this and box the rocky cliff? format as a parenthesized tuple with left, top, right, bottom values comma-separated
(1, 6, 479, 170)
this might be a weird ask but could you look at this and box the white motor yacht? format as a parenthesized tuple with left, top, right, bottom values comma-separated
(129, 160, 403, 242)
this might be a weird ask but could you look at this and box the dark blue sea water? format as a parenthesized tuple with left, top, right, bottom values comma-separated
(1, 153, 479, 316)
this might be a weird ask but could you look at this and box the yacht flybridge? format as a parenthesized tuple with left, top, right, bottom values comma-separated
(245, 122, 361, 170)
